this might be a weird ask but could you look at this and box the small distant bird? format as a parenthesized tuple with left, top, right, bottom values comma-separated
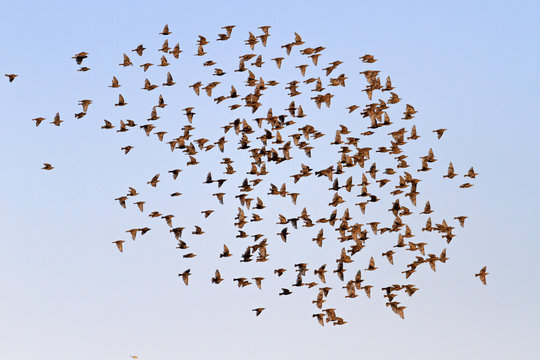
(51, 113, 62, 126)
(433, 129, 447, 139)
(279, 288, 292, 296)
(365, 257, 377, 271)
(475, 266, 488, 285)
(454, 216, 468, 227)
(465, 167, 479, 178)
(42, 163, 54, 170)
(112, 240, 125, 252)
(109, 76, 120, 88)
(32, 117, 45, 127)
(179, 269, 191, 285)
(72, 52, 88, 64)
(115, 94, 127, 106)
(252, 308, 265, 316)
(160, 24, 172, 35)
(5, 74, 18, 82)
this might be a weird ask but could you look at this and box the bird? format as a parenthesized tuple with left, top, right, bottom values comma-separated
(32, 117, 45, 127)
(119, 54, 132, 67)
(444, 162, 458, 179)
(42, 163, 54, 170)
(115, 94, 127, 106)
(112, 240, 125, 252)
(433, 129, 447, 139)
(454, 216, 468, 227)
(365, 257, 378, 271)
(220, 244, 232, 258)
(147, 174, 160, 187)
(382, 250, 395, 265)
(465, 167, 479, 178)
(132, 44, 145, 56)
(179, 269, 191, 285)
(160, 24, 172, 35)
(72, 52, 88, 64)
(5, 74, 18, 82)
(279, 288, 292, 296)
(274, 268, 286, 277)
(475, 266, 488, 285)
(109, 76, 120, 88)
(252, 308, 265, 316)
(211, 270, 223, 284)
(51, 113, 62, 126)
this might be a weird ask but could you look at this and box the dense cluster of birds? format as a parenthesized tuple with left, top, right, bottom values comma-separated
(9, 24, 487, 326)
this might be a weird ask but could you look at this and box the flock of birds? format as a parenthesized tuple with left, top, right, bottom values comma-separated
(7, 24, 488, 327)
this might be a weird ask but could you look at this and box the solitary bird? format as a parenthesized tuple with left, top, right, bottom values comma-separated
(5, 74, 18, 82)
(475, 266, 488, 285)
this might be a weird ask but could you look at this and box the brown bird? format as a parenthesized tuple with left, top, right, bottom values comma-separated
(134, 201, 145, 212)
(163, 72, 175, 86)
(160, 24, 172, 35)
(179, 269, 191, 285)
(112, 240, 125, 253)
(314, 265, 327, 283)
(72, 52, 88, 64)
(213, 192, 225, 204)
(201, 210, 214, 218)
(51, 113, 62, 126)
(119, 53, 132, 67)
(382, 250, 395, 265)
(5, 74, 18, 82)
(444, 162, 458, 179)
(109, 76, 120, 88)
(158, 55, 170, 67)
(454, 216, 468, 227)
(147, 174, 160, 187)
(101, 120, 114, 129)
(475, 266, 488, 285)
(277, 227, 289, 242)
(253, 277, 264, 289)
(465, 167, 479, 178)
(192, 226, 204, 235)
(313, 313, 325, 326)
(170, 43, 182, 58)
(42, 163, 54, 170)
(115, 94, 127, 106)
(220, 244, 232, 258)
(115, 196, 127, 208)
(211, 270, 223, 284)
(433, 129, 447, 139)
(252, 308, 265, 316)
(272, 57, 284, 69)
(274, 268, 286, 277)
(132, 44, 145, 56)
(359, 54, 377, 63)
(32, 117, 45, 127)
(365, 257, 378, 271)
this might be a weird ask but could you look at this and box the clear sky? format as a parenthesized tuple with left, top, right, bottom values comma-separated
(1, 0, 539, 359)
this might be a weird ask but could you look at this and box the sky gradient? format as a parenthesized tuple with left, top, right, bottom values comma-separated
(1, 0, 539, 359)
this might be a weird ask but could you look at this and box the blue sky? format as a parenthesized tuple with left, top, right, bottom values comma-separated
(1, 0, 539, 359)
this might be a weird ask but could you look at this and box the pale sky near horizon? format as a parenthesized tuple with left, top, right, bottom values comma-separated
(1, 0, 539, 359)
